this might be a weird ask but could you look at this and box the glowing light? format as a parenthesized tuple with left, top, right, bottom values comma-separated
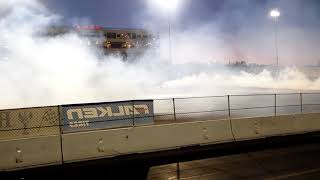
(151, 0, 181, 11)
(270, 9, 280, 18)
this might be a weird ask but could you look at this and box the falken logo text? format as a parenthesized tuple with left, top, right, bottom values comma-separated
(66, 104, 150, 128)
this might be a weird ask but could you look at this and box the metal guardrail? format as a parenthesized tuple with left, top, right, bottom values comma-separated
(1, 93, 320, 137)
(154, 93, 320, 123)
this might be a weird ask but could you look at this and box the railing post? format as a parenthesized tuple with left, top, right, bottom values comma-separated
(132, 100, 135, 126)
(227, 95, 236, 141)
(173, 97, 179, 179)
(173, 98, 177, 121)
(300, 93, 303, 114)
(58, 105, 64, 162)
(227, 95, 231, 118)
(274, 94, 277, 116)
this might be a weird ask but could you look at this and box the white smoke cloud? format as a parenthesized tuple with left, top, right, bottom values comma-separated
(0, 0, 319, 109)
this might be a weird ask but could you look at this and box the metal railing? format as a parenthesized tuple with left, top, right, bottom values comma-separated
(1, 93, 320, 138)
(153, 93, 320, 124)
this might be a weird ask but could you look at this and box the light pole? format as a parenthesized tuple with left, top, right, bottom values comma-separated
(151, 1, 181, 176)
(270, 9, 280, 69)
(167, 11, 173, 63)
(150, 0, 181, 63)
(167, 10, 172, 62)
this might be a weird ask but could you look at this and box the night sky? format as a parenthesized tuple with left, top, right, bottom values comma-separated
(42, 0, 320, 65)
(44, 0, 320, 31)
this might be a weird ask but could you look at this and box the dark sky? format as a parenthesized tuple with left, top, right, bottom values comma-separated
(44, 0, 320, 30)
(42, 0, 320, 65)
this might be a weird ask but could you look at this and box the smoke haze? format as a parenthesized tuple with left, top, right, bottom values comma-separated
(0, 0, 320, 109)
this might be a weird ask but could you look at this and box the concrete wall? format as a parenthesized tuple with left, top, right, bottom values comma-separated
(1, 112, 320, 171)
(231, 113, 320, 141)
(0, 106, 61, 171)
(0, 136, 62, 171)
(62, 119, 234, 162)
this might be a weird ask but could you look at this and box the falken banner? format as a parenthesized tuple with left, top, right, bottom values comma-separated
(61, 100, 154, 133)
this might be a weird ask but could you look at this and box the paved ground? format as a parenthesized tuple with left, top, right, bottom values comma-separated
(147, 143, 320, 180)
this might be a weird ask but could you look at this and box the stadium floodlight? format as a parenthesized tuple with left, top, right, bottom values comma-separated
(270, 9, 280, 18)
(270, 9, 280, 69)
(149, 0, 182, 63)
(152, 0, 181, 11)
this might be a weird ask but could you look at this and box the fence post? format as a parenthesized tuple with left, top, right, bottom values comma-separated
(227, 95, 231, 118)
(173, 98, 177, 121)
(300, 93, 303, 114)
(274, 94, 277, 116)
(132, 100, 135, 127)
(173, 97, 179, 179)
(58, 105, 64, 162)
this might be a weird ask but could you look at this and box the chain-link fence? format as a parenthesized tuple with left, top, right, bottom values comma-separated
(153, 93, 320, 124)
(1, 93, 320, 138)
(302, 93, 320, 113)
(154, 96, 228, 124)
(0, 106, 60, 140)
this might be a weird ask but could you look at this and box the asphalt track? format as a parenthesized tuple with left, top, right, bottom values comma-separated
(147, 143, 320, 180)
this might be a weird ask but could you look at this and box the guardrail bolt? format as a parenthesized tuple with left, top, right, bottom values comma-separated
(15, 148, 23, 163)
(203, 128, 209, 140)
(97, 138, 105, 152)
(254, 120, 259, 134)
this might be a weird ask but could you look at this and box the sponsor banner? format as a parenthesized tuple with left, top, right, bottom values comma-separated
(61, 100, 154, 133)
(0, 106, 60, 140)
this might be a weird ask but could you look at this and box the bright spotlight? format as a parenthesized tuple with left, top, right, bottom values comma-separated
(151, 0, 181, 11)
(270, 9, 280, 18)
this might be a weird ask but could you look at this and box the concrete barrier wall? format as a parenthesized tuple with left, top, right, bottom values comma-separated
(231, 115, 304, 141)
(0, 106, 62, 171)
(1, 110, 320, 170)
(0, 135, 62, 171)
(231, 116, 271, 140)
(60, 112, 320, 163)
(62, 119, 234, 162)
(297, 113, 320, 132)
(231, 113, 320, 141)
(274, 114, 302, 135)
